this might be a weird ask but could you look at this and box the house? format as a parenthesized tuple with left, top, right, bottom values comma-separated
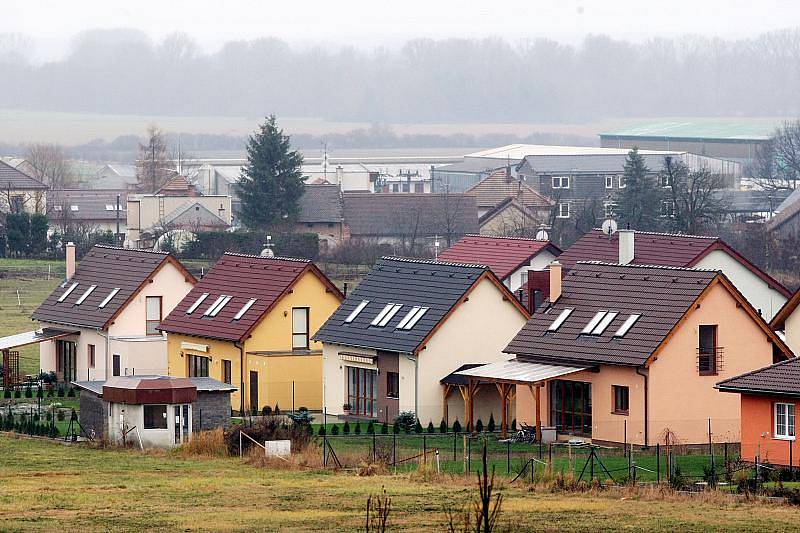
(556, 229, 790, 321)
(48, 189, 127, 237)
(159, 253, 344, 414)
(765, 187, 800, 238)
(92, 164, 138, 190)
(716, 358, 800, 467)
(342, 192, 479, 253)
(478, 197, 549, 238)
(314, 257, 530, 426)
(463, 260, 792, 446)
(297, 184, 346, 250)
(770, 289, 800, 355)
(74, 375, 236, 447)
(0, 159, 48, 214)
(29, 244, 196, 382)
(438, 235, 561, 292)
(465, 168, 552, 220)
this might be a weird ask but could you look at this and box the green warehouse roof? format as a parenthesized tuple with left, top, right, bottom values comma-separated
(600, 119, 783, 141)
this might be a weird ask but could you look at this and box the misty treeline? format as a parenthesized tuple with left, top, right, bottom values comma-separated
(3, 28, 800, 122)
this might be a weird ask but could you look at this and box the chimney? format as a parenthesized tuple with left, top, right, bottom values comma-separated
(549, 261, 562, 303)
(618, 229, 635, 265)
(526, 269, 550, 312)
(65, 242, 76, 280)
(335, 165, 343, 186)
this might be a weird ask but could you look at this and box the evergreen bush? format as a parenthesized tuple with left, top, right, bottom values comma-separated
(393, 411, 416, 433)
(475, 419, 484, 433)
(342, 421, 351, 435)
(57, 410, 65, 422)
(392, 423, 400, 434)
(354, 422, 362, 435)
(330, 424, 339, 436)
(414, 419, 423, 434)
(487, 414, 496, 433)
(67, 387, 76, 398)
(367, 421, 374, 435)
(511, 419, 517, 432)
(318, 425, 326, 436)
(3, 389, 10, 399)
(439, 420, 448, 433)
(14, 389, 21, 398)
(427, 421, 435, 434)
(381, 422, 389, 434)
(273, 403, 280, 415)
(57, 387, 64, 398)
(452, 419, 462, 434)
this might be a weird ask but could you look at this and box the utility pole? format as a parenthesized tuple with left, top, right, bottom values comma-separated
(115, 194, 121, 246)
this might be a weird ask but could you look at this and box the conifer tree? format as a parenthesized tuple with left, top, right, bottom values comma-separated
(616, 148, 662, 231)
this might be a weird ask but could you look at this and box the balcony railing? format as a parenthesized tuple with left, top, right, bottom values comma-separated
(697, 347, 725, 376)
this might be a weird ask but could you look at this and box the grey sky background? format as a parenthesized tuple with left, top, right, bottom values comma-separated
(5, 0, 800, 61)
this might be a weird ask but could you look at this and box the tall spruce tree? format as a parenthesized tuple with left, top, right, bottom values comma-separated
(238, 116, 305, 230)
(616, 148, 662, 231)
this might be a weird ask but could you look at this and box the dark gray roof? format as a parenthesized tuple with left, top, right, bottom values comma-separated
(314, 257, 490, 353)
(49, 189, 127, 221)
(162, 201, 228, 228)
(72, 376, 237, 396)
(299, 185, 343, 223)
(717, 357, 800, 397)
(520, 153, 670, 174)
(505, 262, 719, 367)
(0, 159, 47, 190)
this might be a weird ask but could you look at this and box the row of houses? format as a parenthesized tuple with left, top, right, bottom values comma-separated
(5, 226, 800, 459)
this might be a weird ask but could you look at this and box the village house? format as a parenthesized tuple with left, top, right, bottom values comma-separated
(555, 229, 790, 321)
(438, 235, 561, 292)
(28, 244, 196, 382)
(716, 358, 800, 467)
(459, 260, 791, 446)
(314, 257, 530, 426)
(48, 189, 127, 238)
(771, 289, 800, 358)
(159, 253, 344, 414)
(0, 159, 48, 214)
(296, 184, 346, 250)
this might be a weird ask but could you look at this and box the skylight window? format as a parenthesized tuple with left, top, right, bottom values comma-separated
(398, 307, 429, 330)
(74, 285, 97, 305)
(590, 311, 618, 335)
(371, 303, 402, 327)
(581, 311, 608, 334)
(98, 288, 120, 308)
(186, 293, 210, 314)
(70, 205, 79, 211)
(614, 314, 641, 337)
(397, 307, 421, 329)
(206, 295, 232, 317)
(345, 300, 369, 323)
(233, 298, 257, 320)
(57, 282, 78, 303)
(547, 308, 573, 332)
(203, 295, 226, 316)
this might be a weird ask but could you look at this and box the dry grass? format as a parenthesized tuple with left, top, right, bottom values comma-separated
(173, 429, 228, 458)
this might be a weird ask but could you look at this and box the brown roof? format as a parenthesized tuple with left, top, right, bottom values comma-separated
(717, 357, 800, 397)
(772, 288, 800, 331)
(32, 245, 194, 329)
(465, 170, 552, 210)
(342, 192, 479, 238)
(558, 229, 790, 298)
(159, 253, 343, 342)
(156, 175, 199, 196)
(0, 159, 47, 190)
(438, 235, 560, 281)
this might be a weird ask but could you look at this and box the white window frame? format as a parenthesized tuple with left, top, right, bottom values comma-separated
(605, 175, 614, 189)
(552, 176, 570, 189)
(603, 201, 616, 219)
(618, 175, 626, 188)
(775, 402, 796, 440)
(557, 202, 570, 219)
(660, 200, 676, 218)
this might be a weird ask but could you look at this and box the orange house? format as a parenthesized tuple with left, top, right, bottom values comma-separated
(717, 358, 800, 467)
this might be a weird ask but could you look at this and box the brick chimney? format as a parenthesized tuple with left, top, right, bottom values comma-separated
(549, 261, 562, 303)
(619, 229, 635, 265)
(526, 270, 549, 312)
(65, 242, 76, 280)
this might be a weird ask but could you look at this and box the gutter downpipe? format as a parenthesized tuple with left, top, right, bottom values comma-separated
(235, 341, 245, 415)
(406, 353, 419, 418)
(99, 328, 110, 381)
(636, 365, 649, 448)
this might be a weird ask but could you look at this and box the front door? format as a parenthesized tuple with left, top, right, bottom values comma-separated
(56, 340, 77, 382)
(249, 371, 259, 414)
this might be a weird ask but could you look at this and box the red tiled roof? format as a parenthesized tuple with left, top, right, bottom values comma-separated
(558, 229, 790, 297)
(438, 235, 560, 281)
(159, 253, 343, 342)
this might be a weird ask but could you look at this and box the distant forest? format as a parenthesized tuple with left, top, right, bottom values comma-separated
(2, 28, 800, 122)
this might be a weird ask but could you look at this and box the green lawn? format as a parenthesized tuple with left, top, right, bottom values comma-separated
(0, 435, 797, 531)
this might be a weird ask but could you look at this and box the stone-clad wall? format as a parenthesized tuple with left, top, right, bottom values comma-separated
(193, 391, 232, 432)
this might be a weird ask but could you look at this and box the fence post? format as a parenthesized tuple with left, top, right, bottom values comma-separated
(708, 418, 715, 487)
(393, 432, 397, 466)
(548, 443, 552, 466)
(372, 431, 377, 463)
(623, 419, 627, 458)
(463, 434, 467, 475)
(468, 436, 472, 474)
(790, 439, 794, 478)
(507, 440, 511, 474)
(453, 431, 457, 462)
(538, 439, 542, 460)
(656, 443, 660, 483)
(423, 434, 427, 467)
(291, 381, 295, 414)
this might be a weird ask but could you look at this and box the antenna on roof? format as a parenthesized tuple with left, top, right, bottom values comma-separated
(535, 226, 550, 241)
(601, 219, 618, 237)
(260, 234, 274, 258)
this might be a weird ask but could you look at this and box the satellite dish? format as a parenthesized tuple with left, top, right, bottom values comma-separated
(601, 219, 618, 236)
(535, 228, 550, 241)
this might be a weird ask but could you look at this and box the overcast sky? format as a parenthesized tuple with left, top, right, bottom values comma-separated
(5, 0, 800, 61)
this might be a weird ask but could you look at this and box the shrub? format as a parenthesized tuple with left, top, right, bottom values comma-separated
(46, 412, 52, 422)
(670, 465, 686, 490)
(57, 410, 65, 422)
(273, 403, 280, 415)
(33, 414, 40, 422)
(57, 387, 64, 398)
(318, 425, 327, 436)
(49, 425, 59, 438)
(511, 419, 517, 432)
(440, 420, 447, 433)
(36, 387, 43, 399)
(67, 387, 76, 397)
(427, 421, 435, 434)
(381, 422, 389, 434)
(414, 419, 423, 434)
(392, 423, 400, 434)
(475, 419, 484, 433)
(354, 422, 362, 435)
(343, 421, 351, 435)
(262, 405, 272, 417)
(331, 424, 340, 435)
(46, 387, 53, 398)
(287, 409, 314, 427)
(24, 386, 32, 398)
(14, 389, 21, 399)
(367, 421, 375, 435)
(393, 411, 416, 434)
(452, 419, 462, 434)
(3, 389, 10, 399)
(487, 414, 496, 433)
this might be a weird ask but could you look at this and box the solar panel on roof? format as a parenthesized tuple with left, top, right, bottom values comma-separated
(547, 308, 573, 331)
(98, 288, 120, 308)
(345, 300, 369, 323)
(74, 285, 97, 305)
(581, 311, 608, 334)
(57, 282, 78, 303)
(187, 293, 210, 314)
(614, 314, 641, 337)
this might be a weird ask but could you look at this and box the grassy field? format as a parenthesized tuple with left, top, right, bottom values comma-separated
(0, 435, 798, 532)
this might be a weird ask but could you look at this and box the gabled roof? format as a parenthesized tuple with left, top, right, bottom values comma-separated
(162, 202, 228, 229)
(299, 184, 343, 224)
(314, 256, 529, 354)
(342, 193, 479, 237)
(0, 159, 48, 190)
(156, 175, 199, 196)
(438, 235, 560, 281)
(159, 253, 343, 342)
(465, 170, 552, 210)
(766, 189, 800, 232)
(32, 245, 194, 330)
(717, 357, 800, 397)
(771, 288, 800, 331)
(558, 229, 790, 297)
(48, 189, 127, 221)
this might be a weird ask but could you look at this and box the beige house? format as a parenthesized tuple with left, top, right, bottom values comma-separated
(0, 159, 47, 214)
(314, 257, 530, 426)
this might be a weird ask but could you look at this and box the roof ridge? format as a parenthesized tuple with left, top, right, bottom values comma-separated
(592, 228, 719, 240)
(463, 233, 549, 243)
(93, 244, 169, 255)
(575, 260, 720, 273)
(382, 256, 489, 270)
(222, 252, 311, 263)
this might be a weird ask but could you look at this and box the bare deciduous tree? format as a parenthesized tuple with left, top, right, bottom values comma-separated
(136, 125, 172, 193)
(662, 156, 727, 235)
(24, 143, 78, 189)
(755, 121, 800, 191)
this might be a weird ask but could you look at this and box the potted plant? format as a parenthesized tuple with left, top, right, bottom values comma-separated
(342, 403, 352, 415)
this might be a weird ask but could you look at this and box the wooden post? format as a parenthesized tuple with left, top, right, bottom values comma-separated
(533, 383, 542, 442)
(495, 382, 512, 437)
(442, 384, 451, 426)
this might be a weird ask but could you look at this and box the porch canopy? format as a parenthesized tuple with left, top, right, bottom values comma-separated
(453, 359, 587, 438)
(0, 328, 78, 387)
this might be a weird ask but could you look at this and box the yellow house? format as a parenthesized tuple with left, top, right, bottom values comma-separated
(159, 253, 343, 414)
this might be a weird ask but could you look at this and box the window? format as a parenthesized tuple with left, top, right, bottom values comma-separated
(56, 340, 77, 381)
(414, 183, 424, 193)
(550, 380, 592, 436)
(581, 311, 608, 334)
(402, 182, 410, 193)
(660, 200, 675, 218)
(112, 354, 121, 376)
(70, 205, 79, 212)
(222, 359, 232, 384)
(143, 405, 168, 429)
(347, 366, 377, 417)
(698, 325, 718, 375)
(98, 288, 120, 308)
(661, 174, 672, 188)
(603, 201, 616, 218)
(75, 285, 97, 305)
(58, 282, 78, 303)
(775, 402, 796, 440)
(371, 303, 402, 327)
(186, 293, 210, 314)
(552, 176, 570, 189)
(233, 298, 257, 320)
(292, 307, 309, 349)
(613, 385, 629, 415)
(145, 296, 162, 335)
(547, 308, 573, 331)
(557, 202, 570, 219)
(387, 371, 399, 399)
(188, 354, 209, 377)
(204, 295, 231, 317)
(591, 311, 618, 335)
(618, 175, 626, 188)
(605, 175, 614, 189)
(53, 205, 62, 212)
(345, 300, 370, 323)
(614, 314, 641, 337)
(396, 306, 429, 330)
(392, 184, 399, 193)
(88, 344, 95, 369)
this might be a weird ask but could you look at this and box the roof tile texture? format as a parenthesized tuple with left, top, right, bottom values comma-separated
(438, 235, 555, 281)
(466, 171, 552, 209)
(717, 357, 800, 396)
